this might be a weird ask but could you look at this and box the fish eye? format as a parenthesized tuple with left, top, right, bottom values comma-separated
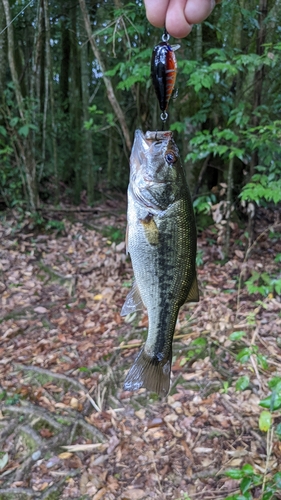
(165, 150, 177, 164)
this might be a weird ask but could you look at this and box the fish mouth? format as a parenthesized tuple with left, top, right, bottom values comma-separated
(144, 131, 173, 142)
(130, 130, 174, 175)
(133, 130, 173, 152)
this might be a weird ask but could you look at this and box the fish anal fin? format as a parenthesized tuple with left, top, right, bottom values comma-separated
(121, 280, 144, 317)
(140, 214, 159, 245)
(123, 348, 171, 397)
(185, 276, 200, 303)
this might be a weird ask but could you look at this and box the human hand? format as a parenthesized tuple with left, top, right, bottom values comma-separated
(144, 0, 220, 38)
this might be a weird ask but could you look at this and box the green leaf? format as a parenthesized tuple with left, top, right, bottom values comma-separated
(259, 394, 281, 411)
(224, 468, 244, 480)
(259, 411, 272, 432)
(274, 472, 281, 488)
(275, 423, 281, 440)
(262, 491, 274, 500)
(0, 391, 6, 401)
(256, 353, 268, 370)
(229, 331, 246, 341)
(241, 464, 254, 476)
(10, 116, 19, 127)
(236, 376, 250, 391)
(0, 453, 8, 471)
(236, 348, 251, 364)
(18, 124, 30, 137)
(268, 377, 281, 390)
(0, 125, 7, 137)
(274, 253, 281, 263)
(191, 338, 207, 347)
(240, 477, 253, 494)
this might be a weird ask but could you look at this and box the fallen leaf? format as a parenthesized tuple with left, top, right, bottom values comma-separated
(94, 294, 103, 300)
(34, 306, 48, 313)
(61, 443, 105, 452)
(0, 453, 8, 471)
(92, 487, 107, 500)
(135, 409, 146, 420)
(58, 452, 73, 459)
(70, 397, 79, 409)
(121, 489, 146, 500)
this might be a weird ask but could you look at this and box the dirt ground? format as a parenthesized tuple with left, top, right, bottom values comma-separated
(1, 201, 281, 500)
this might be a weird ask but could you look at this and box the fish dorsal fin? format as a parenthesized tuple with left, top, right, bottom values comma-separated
(185, 276, 200, 303)
(121, 280, 144, 316)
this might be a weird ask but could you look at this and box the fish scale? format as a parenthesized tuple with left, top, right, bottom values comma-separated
(121, 130, 199, 396)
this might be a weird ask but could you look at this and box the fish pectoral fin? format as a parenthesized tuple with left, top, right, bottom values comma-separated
(185, 276, 200, 303)
(123, 348, 171, 397)
(140, 214, 159, 246)
(120, 280, 144, 316)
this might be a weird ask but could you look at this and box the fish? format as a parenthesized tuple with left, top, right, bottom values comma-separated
(151, 41, 179, 117)
(121, 130, 199, 396)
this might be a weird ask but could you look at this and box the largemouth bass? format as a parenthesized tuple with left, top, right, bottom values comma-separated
(121, 130, 199, 396)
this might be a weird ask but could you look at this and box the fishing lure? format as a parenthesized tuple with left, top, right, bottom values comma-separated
(151, 30, 179, 122)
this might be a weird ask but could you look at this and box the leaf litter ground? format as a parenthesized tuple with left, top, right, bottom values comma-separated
(1, 202, 281, 500)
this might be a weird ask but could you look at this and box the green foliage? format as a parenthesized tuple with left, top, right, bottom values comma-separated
(260, 377, 281, 412)
(45, 220, 65, 234)
(229, 331, 246, 342)
(276, 423, 281, 440)
(1, 0, 281, 212)
(223, 464, 281, 500)
(102, 225, 124, 244)
(259, 411, 272, 432)
(245, 270, 281, 297)
(196, 249, 204, 266)
(235, 375, 250, 391)
(181, 337, 207, 365)
(193, 194, 216, 215)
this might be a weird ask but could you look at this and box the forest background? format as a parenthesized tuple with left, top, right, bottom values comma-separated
(0, 0, 281, 229)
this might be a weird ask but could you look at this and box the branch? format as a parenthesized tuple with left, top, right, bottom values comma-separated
(78, 0, 132, 153)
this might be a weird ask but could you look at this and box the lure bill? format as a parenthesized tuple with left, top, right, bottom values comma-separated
(151, 31, 179, 122)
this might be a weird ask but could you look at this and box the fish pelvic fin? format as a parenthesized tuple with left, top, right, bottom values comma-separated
(121, 280, 144, 316)
(123, 348, 171, 397)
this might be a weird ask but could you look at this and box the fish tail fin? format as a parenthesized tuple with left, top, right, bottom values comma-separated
(123, 348, 171, 397)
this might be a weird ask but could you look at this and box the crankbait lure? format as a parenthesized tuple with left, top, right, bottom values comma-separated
(151, 29, 179, 122)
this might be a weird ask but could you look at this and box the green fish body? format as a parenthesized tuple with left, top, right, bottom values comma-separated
(121, 130, 199, 396)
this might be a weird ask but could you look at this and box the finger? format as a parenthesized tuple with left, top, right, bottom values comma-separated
(184, 0, 217, 25)
(165, 0, 193, 38)
(143, 0, 170, 28)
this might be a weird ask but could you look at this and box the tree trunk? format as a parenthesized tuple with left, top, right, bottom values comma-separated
(68, 0, 83, 204)
(60, 1, 70, 112)
(43, 0, 59, 201)
(250, 0, 268, 178)
(2, 0, 39, 210)
(80, 19, 95, 204)
(224, 156, 234, 258)
(248, 0, 268, 241)
(0, 0, 6, 98)
(195, 24, 203, 61)
(79, 0, 132, 153)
